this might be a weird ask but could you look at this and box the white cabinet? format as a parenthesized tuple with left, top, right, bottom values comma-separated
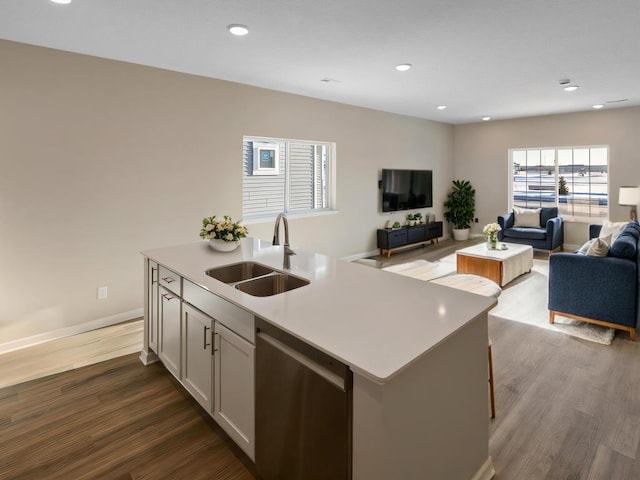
(143, 264, 255, 460)
(158, 286, 181, 379)
(148, 261, 159, 352)
(158, 265, 181, 296)
(214, 322, 255, 460)
(182, 304, 214, 412)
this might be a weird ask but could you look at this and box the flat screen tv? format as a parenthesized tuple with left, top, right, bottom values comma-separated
(381, 168, 433, 212)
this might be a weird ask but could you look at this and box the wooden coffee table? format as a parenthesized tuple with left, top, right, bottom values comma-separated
(456, 242, 533, 286)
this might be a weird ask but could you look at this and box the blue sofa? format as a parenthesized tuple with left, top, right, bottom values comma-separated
(548, 220, 640, 341)
(497, 207, 564, 253)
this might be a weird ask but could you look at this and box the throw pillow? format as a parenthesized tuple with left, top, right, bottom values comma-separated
(586, 234, 611, 257)
(599, 221, 628, 242)
(577, 238, 595, 255)
(513, 207, 541, 228)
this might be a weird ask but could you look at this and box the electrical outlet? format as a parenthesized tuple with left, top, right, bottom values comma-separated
(475, 218, 479, 223)
(97, 286, 108, 300)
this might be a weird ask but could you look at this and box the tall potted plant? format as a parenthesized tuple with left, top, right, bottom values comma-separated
(443, 179, 476, 241)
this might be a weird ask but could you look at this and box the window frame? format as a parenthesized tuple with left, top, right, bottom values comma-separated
(242, 135, 337, 223)
(252, 142, 280, 176)
(508, 145, 609, 223)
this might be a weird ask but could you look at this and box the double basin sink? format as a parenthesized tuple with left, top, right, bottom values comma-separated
(205, 262, 309, 297)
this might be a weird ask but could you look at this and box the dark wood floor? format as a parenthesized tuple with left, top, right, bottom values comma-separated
(0, 354, 258, 480)
(2, 239, 640, 479)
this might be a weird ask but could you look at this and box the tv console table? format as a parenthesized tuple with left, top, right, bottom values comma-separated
(377, 222, 443, 258)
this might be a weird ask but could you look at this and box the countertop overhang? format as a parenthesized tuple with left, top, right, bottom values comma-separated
(142, 237, 496, 383)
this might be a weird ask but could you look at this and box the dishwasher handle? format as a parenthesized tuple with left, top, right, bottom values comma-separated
(257, 331, 347, 392)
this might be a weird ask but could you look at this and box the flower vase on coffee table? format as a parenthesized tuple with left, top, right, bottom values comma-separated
(487, 233, 498, 250)
(482, 222, 501, 250)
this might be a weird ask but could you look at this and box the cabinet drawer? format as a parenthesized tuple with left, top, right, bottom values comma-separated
(183, 279, 255, 344)
(159, 265, 182, 296)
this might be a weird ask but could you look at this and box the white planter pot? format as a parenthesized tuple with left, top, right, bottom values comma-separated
(452, 228, 470, 241)
(208, 238, 240, 252)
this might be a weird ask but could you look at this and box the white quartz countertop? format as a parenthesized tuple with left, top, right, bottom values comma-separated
(142, 237, 496, 383)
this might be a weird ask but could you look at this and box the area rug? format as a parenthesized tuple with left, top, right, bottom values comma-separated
(438, 254, 615, 345)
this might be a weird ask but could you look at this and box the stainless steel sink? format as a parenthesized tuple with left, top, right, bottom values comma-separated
(205, 262, 274, 283)
(205, 261, 309, 296)
(234, 273, 309, 297)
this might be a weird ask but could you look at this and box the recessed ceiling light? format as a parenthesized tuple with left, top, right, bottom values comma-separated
(227, 24, 249, 36)
(482, 116, 491, 121)
(436, 105, 447, 110)
(592, 104, 604, 109)
(395, 64, 412, 72)
(51, 0, 71, 4)
(563, 85, 579, 92)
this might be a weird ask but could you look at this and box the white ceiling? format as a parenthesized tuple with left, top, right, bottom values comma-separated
(1, 0, 639, 124)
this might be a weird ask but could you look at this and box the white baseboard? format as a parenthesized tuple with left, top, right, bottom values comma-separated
(342, 234, 453, 262)
(139, 348, 159, 366)
(471, 457, 496, 480)
(0, 308, 144, 355)
(341, 250, 379, 262)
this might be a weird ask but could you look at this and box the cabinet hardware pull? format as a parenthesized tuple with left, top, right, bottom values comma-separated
(161, 276, 175, 284)
(204, 325, 211, 349)
(212, 331, 219, 355)
(151, 267, 157, 284)
(161, 293, 174, 301)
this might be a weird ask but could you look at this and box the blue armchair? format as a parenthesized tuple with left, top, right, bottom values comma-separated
(497, 207, 564, 253)
(548, 221, 640, 341)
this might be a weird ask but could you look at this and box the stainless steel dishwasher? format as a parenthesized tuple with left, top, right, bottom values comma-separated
(255, 318, 353, 480)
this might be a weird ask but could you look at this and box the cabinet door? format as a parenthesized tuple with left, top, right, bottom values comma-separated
(389, 229, 407, 248)
(407, 225, 426, 243)
(182, 304, 214, 412)
(148, 261, 159, 352)
(214, 322, 255, 460)
(159, 286, 181, 379)
(426, 221, 443, 240)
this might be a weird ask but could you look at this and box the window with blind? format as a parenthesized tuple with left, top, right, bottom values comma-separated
(510, 146, 609, 220)
(242, 136, 333, 220)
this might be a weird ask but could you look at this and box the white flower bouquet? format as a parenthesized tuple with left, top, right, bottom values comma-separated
(482, 223, 501, 236)
(200, 215, 248, 242)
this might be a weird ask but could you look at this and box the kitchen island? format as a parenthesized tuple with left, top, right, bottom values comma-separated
(140, 237, 497, 480)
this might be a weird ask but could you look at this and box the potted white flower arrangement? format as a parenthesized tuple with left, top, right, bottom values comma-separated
(200, 215, 248, 252)
(483, 222, 501, 250)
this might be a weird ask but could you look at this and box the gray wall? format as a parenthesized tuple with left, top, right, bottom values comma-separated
(3, 39, 638, 347)
(453, 107, 640, 247)
(0, 40, 453, 347)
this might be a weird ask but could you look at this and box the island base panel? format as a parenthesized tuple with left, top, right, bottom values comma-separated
(352, 313, 492, 480)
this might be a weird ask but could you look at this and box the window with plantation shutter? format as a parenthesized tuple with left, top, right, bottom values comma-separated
(242, 136, 333, 220)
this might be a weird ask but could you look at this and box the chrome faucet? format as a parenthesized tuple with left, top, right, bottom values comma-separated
(273, 213, 296, 269)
